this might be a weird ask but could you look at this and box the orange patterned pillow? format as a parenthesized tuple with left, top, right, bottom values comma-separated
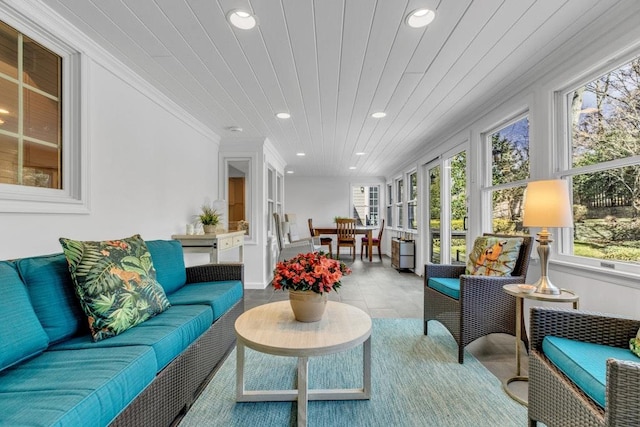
(465, 236, 524, 276)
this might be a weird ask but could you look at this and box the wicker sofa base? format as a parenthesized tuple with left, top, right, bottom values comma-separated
(528, 350, 605, 427)
(110, 299, 244, 427)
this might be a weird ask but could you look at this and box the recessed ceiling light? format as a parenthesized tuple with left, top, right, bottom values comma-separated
(286, 170, 294, 174)
(227, 126, 243, 132)
(296, 152, 305, 156)
(371, 112, 386, 118)
(405, 9, 435, 28)
(356, 152, 366, 156)
(227, 10, 257, 30)
(276, 112, 291, 119)
(349, 166, 357, 170)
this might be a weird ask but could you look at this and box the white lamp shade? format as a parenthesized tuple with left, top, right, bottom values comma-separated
(523, 179, 574, 228)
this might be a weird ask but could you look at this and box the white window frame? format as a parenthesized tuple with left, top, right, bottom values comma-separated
(553, 53, 640, 277)
(481, 112, 530, 233)
(395, 177, 404, 228)
(386, 182, 393, 228)
(350, 183, 380, 226)
(0, 4, 88, 213)
(407, 170, 418, 230)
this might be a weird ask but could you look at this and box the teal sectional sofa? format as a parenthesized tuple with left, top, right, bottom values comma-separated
(0, 239, 244, 427)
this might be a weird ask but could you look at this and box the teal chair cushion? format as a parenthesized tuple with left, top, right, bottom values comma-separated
(16, 253, 86, 344)
(543, 335, 639, 408)
(0, 345, 156, 427)
(0, 261, 50, 372)
(427, 277, 460, 300)
(51, 304, 212, 371)
(168, 280, 243, 321)
(146, 240, 187, 294)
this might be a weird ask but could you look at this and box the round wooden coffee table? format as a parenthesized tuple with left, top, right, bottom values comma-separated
(234, 300, 372, 427)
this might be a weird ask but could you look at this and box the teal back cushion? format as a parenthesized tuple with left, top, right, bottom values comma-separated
(146, 240, 186, 295)
(16, 253, 86, 344)
(0, 261, 49, 371)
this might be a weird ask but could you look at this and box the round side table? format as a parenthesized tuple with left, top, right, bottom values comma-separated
(502, 284, 579, 406)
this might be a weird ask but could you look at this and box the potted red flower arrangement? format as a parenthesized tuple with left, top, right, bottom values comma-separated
(272, 252, 351, 322)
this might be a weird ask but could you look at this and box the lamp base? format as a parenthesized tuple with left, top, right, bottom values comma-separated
(532, 275, 560, 295)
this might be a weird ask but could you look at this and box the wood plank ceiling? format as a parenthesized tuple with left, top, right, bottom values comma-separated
(43, 0, 628, 176)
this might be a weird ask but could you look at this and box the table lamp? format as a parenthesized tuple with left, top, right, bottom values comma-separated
(522, 179, 574, 295)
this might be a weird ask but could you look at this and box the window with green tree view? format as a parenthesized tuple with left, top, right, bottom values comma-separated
(485, 115, 530, 236)
(562, 56, 640, 266)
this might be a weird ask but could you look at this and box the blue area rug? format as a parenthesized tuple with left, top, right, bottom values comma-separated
(179, 318, 526, 426)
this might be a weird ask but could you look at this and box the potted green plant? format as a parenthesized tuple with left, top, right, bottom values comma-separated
(198, 205, 220, 234)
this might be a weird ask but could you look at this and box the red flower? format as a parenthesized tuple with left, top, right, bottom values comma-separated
(271, 252, 351, 294)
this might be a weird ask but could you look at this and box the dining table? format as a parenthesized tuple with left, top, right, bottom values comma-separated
(313, 225, 378, 262)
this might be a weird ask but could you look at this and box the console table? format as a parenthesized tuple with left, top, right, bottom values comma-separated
(171, 230, 245, 264)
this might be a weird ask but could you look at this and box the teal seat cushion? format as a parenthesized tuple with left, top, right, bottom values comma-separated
(0, 261, 50, 372)
(146, 240, 187, 294)
(168, 280, 243, 321)
(16, 253, 86, 344)
(0, 345, 156, 427)
(427, 277, 460, 300)
(543, 336, 640, 408)
(51, 304, 213, 371)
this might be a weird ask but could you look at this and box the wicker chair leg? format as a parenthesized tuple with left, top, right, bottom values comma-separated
(424, 320, 428, 335)
(528, 418, 537, 426)
(458, 346, 464, 364)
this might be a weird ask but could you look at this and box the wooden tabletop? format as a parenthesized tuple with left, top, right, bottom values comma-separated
(235, 300, 372, 357)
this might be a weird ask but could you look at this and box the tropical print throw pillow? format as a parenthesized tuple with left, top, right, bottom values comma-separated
(59, 234, 170, 342)
(630, 329, 640, 358)
(465, 236, 524, 276)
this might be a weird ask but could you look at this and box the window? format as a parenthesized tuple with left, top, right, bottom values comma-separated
(386, 183, 392, 227)
(351, 184, 379, 226)
(395, 178, 404, 228)
(0, 12, 85, 213)
(560, 56, 640, 268)
(428, 165, 441, 263)
(407, 171, 417, 229)
(0, 20, 61, 189)
(485, 115, 530, 235)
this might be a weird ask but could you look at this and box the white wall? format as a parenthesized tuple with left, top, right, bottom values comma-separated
(0, 59, 219, 260)
(284, 175, 386, 255)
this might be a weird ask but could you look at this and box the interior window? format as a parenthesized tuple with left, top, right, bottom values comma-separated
(0, 21, 62, 189)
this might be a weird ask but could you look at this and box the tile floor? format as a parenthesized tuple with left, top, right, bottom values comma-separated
(245, 255, 529, 404)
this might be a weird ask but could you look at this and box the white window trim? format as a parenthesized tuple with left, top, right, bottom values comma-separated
(350, 182, 381, 226)
(394, 177, 404, 229)
(481, 112, 530, 233)
(0, 4, 89, 213)
(407, 170, 418, 230)
(553, 52, 640, 278)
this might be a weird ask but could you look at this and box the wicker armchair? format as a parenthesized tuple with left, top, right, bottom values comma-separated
(423, 233, 532, 363)
(528, 307, 640, 427)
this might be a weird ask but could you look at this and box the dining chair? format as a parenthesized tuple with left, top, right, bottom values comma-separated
(360, 219, 384, 261)
(336, 218, 356, 261)
(308, 218, 332, 257)
(424, 233, 532, 363)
